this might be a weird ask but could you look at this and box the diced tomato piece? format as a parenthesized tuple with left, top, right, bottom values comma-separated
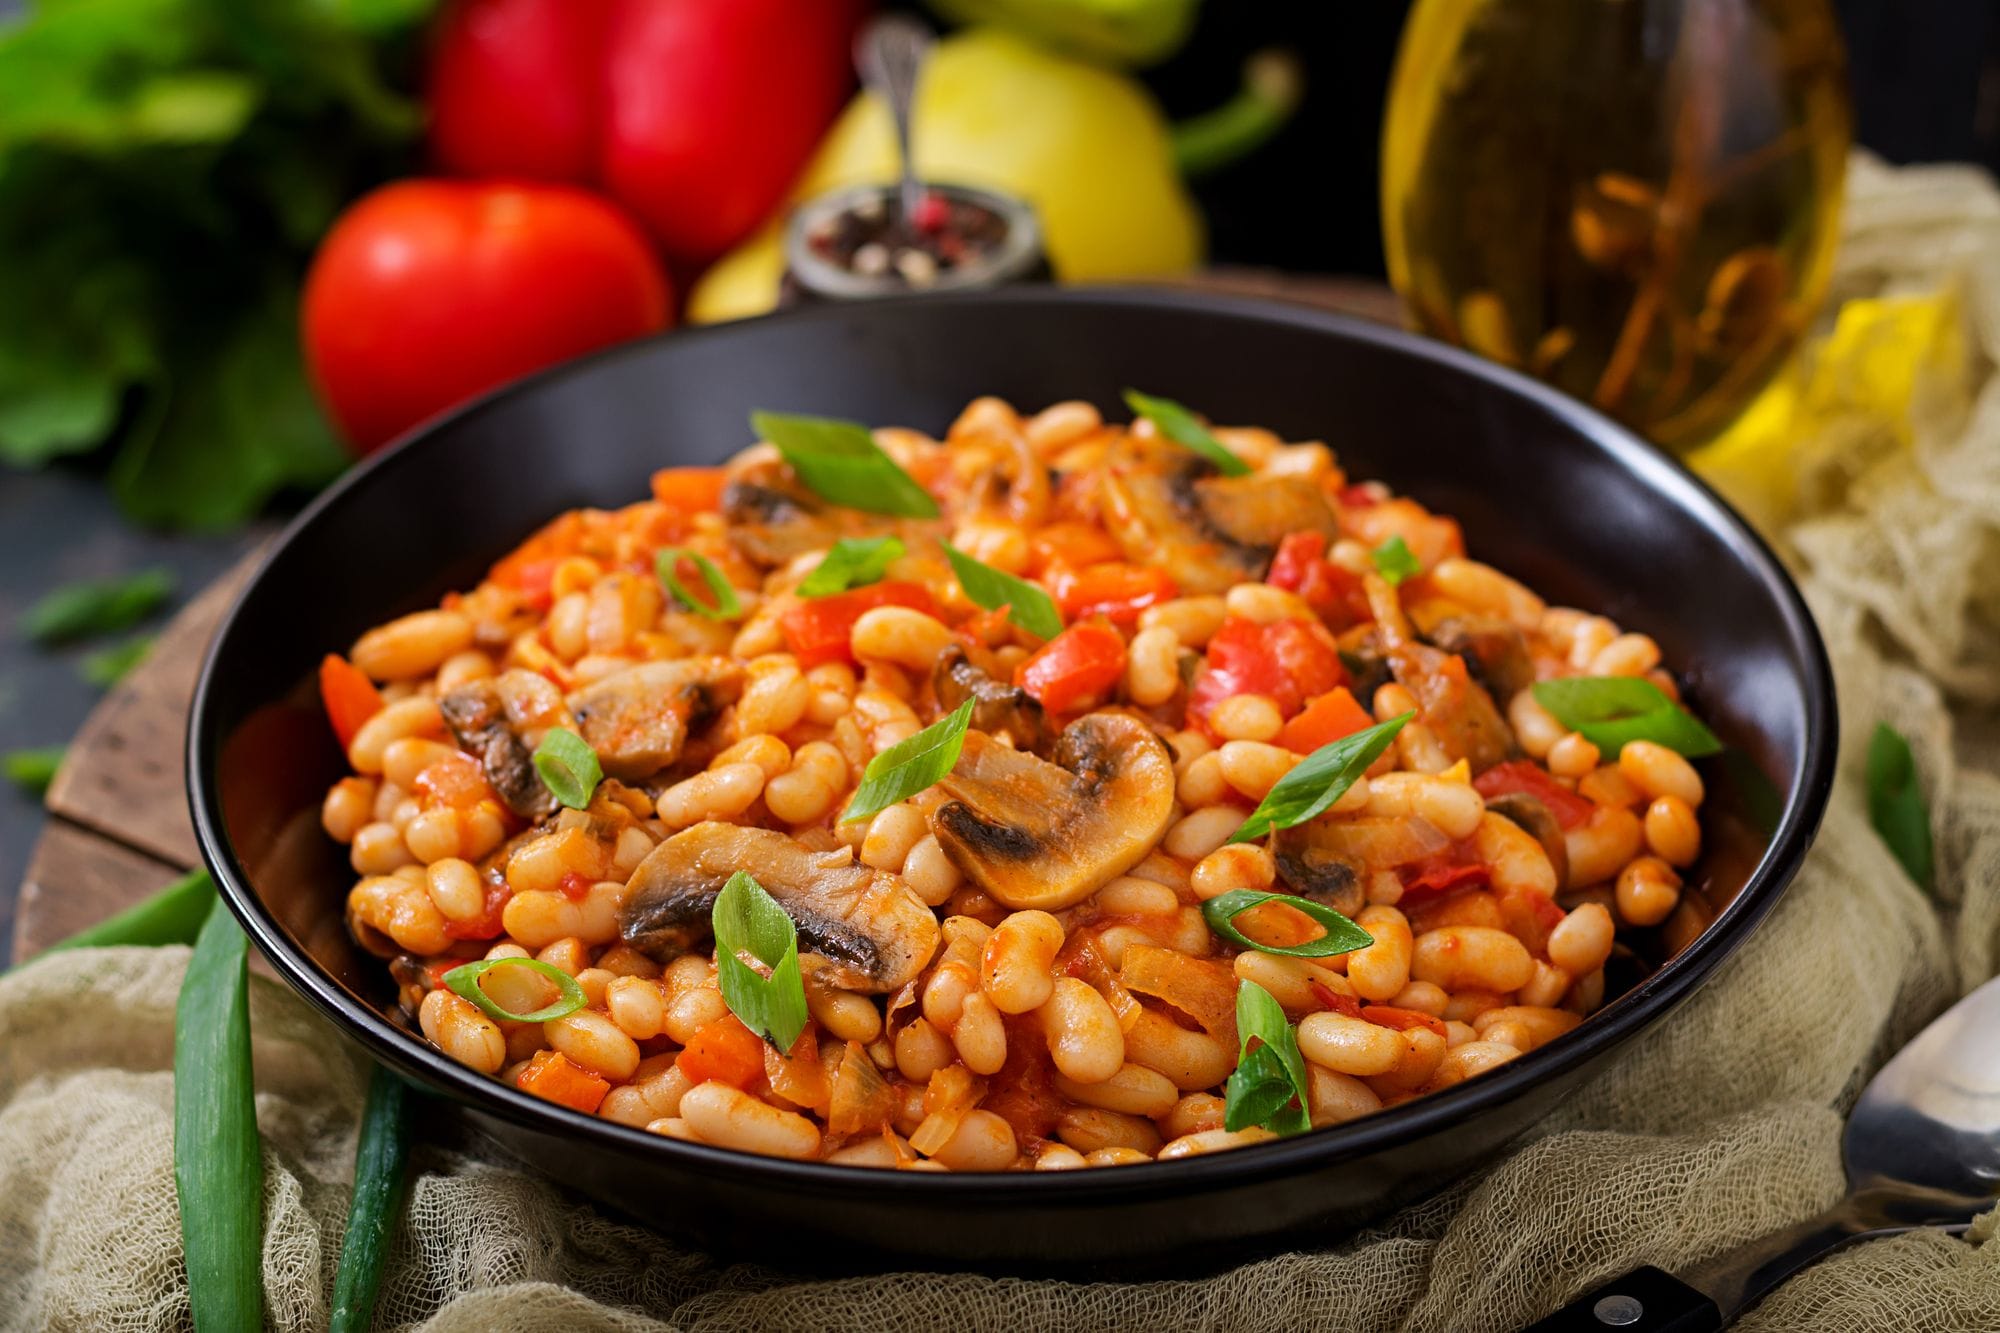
(1398, 862, 1492, 905)
(489, 511, 587, 612)
(1473, 760, 1596, 829)
(1267, 531, 1372, 628)
(414, 752, 495, 811)
(516, 1050, 610, 1114)
(1028, 522, 1122, 575)
(1310, 980, 1363, 1019)
(675, 1014, 766, 1089)
(1015, 621, 1127, 714)
(650, 466, 727, 514)
(779, 581, 936, 669)
(319, 654, 385, 748)
(1360, 1005, 1449, 1038)
(442, 877, 510, 942)
(1338, 482, 1383, 508)
(1266, 530, 1327, 591)
(557, 871, 593, 902)
(1187, 616, 1345, 733)
(1280, 687, 1374, 754)
(1043, 561, 1177, 625)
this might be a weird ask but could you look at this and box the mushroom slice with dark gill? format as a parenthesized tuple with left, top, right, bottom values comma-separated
(1272, 828, 1365, 919)
(934, 645, 1044, 751)
(721, 459, 848, 569)
(1364, 572, 1516, 772)
(439, 673, 558, 821)
(565, 657, 743, 782)
(929, 711, 1175, 912)
(1420, 615, 1535, 705)
(620, 822, 939, 993)
(1483, 792, 1570, 890)
(1097, 440, 1340, 595)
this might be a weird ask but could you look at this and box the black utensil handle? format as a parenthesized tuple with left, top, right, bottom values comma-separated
(1527, 1267, 1722, 1333)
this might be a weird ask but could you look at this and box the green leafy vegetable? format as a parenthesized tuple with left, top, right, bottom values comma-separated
(798, 536, 905, 598)
(1866, 722, 1934, 892)
(1122, 389, 1252, 477)
(174, 896, 263, 1329)
(330, 1065, 410, 1333)
(1532, 677, 1722, 758)
(1203, 889, 1374, 959)
(443, 957, 588, 1024)
(1371, 535, 1420, 586)
(20, 567, 174, 644)
(4, 745, 65, 797)
(751, 410, 940, 518)
(1223, 979, 1311, 1136)
(47, 868, 216, 955)
(941, 541, 1064, 641)
(531, 728, 601, 810)
(81, 634, 153, 688)
(1230, 713, 1411, 843)
(843, 698, 977, 823)
(655, 547, 742, 620)
(712, 870, 809, 1051)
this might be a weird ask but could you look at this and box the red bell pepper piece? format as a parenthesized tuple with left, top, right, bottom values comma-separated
(676, 1014, 767, 1089)
(517, 1050, 611, 1114)
(650, 466, 727, 514)
(1310, 981, 1363, 1019)
(319, 654, 385, 749)
(1279, 686, 1374, 754)
(1398, 862, 1492, 906)
(1043, 561, 1177, 626)
(1360, 1005, 1449, 1038)
(779, 581, 936, 670)
(1015, 622, 1128, 714)
(1186, 616, 1346, 732)
(1266, 531, 1372, 629)
(1027, 522, 1122, 575)
(1473, 760, 1596, 830)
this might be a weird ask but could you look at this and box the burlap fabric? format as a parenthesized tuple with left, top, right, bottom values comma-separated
(4, 153, 1998, 1331)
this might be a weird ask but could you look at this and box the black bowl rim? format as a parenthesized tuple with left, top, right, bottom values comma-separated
(187, 285, 1837, 1206)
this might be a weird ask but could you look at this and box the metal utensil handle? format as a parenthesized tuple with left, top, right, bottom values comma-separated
(854, 14, 932, 225)
(1526, 1267, 1721, 1333)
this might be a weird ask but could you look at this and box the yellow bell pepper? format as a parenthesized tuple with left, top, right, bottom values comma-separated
(688, 28, 1203, 325)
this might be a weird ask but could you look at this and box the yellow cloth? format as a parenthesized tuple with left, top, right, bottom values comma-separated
(4, 153, 2000, 1330)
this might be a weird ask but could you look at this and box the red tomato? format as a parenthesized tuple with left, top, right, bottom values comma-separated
(319, 654, 384, 747)
(1015, 622, 1127, 714)
(1473, 760, 1597, 830)
(1359, 1005, 1449, 1038)
(676, 1014, 766, 1089)
(649, 466, 727, 514)
(1044, 562, 1177, 626)
(1397, 862, 1492, 906)
(1266, 531, 1373, 628)
(517, 1050, 611, 1113)
(302, 180, 671, 454)
(779, 582, 936, 670)
(442, 878, 511, 941)
(428, 0, 863, 262)
(1187, 616, 1346, 731)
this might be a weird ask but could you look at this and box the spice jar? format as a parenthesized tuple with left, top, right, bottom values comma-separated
(781, 181, 1050, 305)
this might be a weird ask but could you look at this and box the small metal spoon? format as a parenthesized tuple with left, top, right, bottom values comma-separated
(1531, 974, 2000, 1330)
(853, 13, 934, 237)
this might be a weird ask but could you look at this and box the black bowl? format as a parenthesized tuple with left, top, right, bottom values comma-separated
(188, 288, 1834, 1272)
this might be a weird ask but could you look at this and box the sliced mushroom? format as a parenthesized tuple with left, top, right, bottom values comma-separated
(721, 456, 849, 568)
(439, 674, 558, 820)
(1484, 792, 1570, 890)
(929, 711, 1175, 911)
(1365, 573, 1516, 772)
(1098, 441, 1340, 595)
(1423, 615, 1535, 704)
(1272, 828, 1365, 919)
(620, 822, 939, 992)
(934, 645, 1044, 751)
(565, 657, 743, 782)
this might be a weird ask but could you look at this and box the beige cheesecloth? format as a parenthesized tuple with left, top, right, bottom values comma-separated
(4, 153, 1999, 1331)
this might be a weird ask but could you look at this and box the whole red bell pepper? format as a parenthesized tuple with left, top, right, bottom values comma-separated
(428, 0, 864, 263)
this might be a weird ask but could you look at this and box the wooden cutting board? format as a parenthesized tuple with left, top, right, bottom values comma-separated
(11, 273, 1402, 962)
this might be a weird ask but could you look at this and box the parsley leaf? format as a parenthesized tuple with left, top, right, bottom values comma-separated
(751, 410, 939, 518)
(1532, 677, 1722, 758)
(1230, 713, 1411, 843)
(843, 698, 977, 823)
(941, 542, 1064, 641)
(21, 568, 174, 644)
(1123, 389, 1252, 477)
(798, 536, 904, 598)
(1371, 535, 1420, 586)
(1866, 723, 1934, 892)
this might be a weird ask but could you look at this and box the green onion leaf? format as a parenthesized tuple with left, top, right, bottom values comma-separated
(4, 744, 65, 797)
(21, 567, 176, 645)
(1371, 535, 1421, 586)
(1230, 712, 1411, 843)
(1203, 889, 1374, 959)
(941, 542, 1064, 641)
(1866, 722, 1934, 892)
(175, 896, 263, 1330)
(47, 868, 216, 955)
(1532, 677, 1722, 758)
(712, 870, 810, 1051)
(751, 410, 940, 518)
(330, 1065, 411, 1333)
(843, 697, 977, 823)
(1223, 979, 1311, 1135)
(656, 547, 743, 620)
(80, 634, 153, 688)
(1122, 389, 1252, 477)
(443, 956, 588, 1024)
(532, 727, 601, 810)
(798, 536, 905, 598)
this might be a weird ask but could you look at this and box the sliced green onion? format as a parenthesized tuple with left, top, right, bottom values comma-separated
(21, 566, 175, 644)
(174, 896, 263, 1330)
(751, 410, 940, 518)
(1867, 722, 1933, 893)
(47, 868, 216, 955)
(1371, 535, 1420, 587)
(80, 634, 153, 688)
(1532, 677, 1722, 758)
(442, 956, 588, 1024)
(1223, 979, 1311, 1135)
(798, 536, 905, 598)
(4, 744, 65, 797)
(656, 547, 743, 620)
(712, 870, 809, 1052)
(330, 1065, 411, 1333)
(1230, 713, 1411, 843)
(531, 727, 601, 810)
(1122, 389, 1252, 477)
(941, 541, 1063, 642)
(843, 697, 977, 823)
(1203, 889, 1374, 959)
